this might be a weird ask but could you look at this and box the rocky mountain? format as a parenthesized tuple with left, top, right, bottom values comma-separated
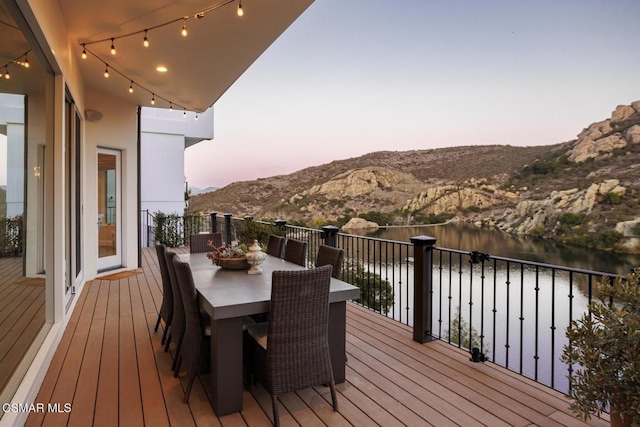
(190, 100, 640, 253)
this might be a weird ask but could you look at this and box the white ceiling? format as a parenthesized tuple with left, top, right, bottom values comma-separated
(56, 0, 314, 112)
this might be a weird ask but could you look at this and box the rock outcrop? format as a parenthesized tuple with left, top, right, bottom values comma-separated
(495, 180, 626, 235)
(341, 217, 379, 230)
(568, 101, 640, 162)
(402, 179, 519, 216)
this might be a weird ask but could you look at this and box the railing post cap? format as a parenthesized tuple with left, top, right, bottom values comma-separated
(274, 219, 287, 226)
(410, 235, 437, 246)
(209, 212, 217, 216)
(223, 213, 232, 217)
(322, 225, 340, 233)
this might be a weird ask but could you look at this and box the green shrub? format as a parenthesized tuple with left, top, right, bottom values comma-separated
(562, 270, 640, 424)
(153, 212, 184, 247)
(558, 213, 584, 232)
(234, 220, 284, 246)
(342, 260, 394, 315)
(602, 191, 622, 205)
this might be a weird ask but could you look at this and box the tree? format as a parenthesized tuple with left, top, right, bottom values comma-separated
(342, 260, 394, 315)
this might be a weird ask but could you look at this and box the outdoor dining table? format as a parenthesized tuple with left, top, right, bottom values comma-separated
(178, 252, 360, 416)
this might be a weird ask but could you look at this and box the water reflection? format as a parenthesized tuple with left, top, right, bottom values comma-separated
(349, 223, 640, 275)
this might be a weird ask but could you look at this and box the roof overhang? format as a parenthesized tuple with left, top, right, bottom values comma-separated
(57, 0, 314, 112)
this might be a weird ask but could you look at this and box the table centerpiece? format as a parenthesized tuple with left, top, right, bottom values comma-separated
(207, 240, 250, 270)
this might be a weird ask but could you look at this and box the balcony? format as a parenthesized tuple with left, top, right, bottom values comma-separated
(24, 247, 607, 426)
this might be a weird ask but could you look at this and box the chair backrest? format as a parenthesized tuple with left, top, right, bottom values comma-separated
(283, 238, 307, 266)
(266, 265, 334, 395)
(172, 256, 205, 367)
(190, 232, 222, 253)
(164, 250, 185, 344)
(154, 242, 173, 322)
(315, 245, 344, 279)
(266, 235, 285, 258)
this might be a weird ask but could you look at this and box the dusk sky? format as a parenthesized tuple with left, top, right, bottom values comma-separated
(184, 0, 640, 189)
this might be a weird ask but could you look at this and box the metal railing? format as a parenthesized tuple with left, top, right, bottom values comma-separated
(141, 210, 214, 247)
(142, 211, 624, 395)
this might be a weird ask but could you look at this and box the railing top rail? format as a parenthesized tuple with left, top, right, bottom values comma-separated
(286, 224, 323, 233)
(434, 245, 620, 278)
(337, 232, 411, 246)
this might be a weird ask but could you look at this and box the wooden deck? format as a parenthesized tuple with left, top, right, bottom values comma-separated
(24, 247, 608, 427)
(0, 256, 45, 397)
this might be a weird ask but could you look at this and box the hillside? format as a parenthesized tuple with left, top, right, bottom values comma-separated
(190, 145, 554, 218)
(190, 100, 640, 253)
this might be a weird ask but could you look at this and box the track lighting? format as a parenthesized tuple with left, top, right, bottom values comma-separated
(110, 38, 116, 55)
(129, 81, 134, 93)
(104, 64, 109, 78)
(4, 67, 9, 79)
(23, 54, 29, 68)
(82, 44, 87, 59)
(151, 94, 155, 105)
(143, 30, 149, 47)
(237, 0, 244, 17)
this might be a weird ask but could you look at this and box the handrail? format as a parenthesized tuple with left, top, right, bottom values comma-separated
(141, 210, 624, 395)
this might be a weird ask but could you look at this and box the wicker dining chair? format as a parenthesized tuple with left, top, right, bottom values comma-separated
(315, 245, 344, 279)
(190, 232, 222, 253)
(283, 238, 307, 266)
(153, 242, 173, 346)
(164, 250, 186, 374)
(246, 265, 338, 426)
(266, 234, 285, 258)
(172, 256, 210, 403)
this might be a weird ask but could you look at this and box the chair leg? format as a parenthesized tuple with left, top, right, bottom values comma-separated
(164, 333, 172, 352)
(271, 395, 280, 427)
(329, 380, 339, 411)
(161, 325, 169, 346)
(184, 372, 195, 404)
(173, 355, 182, 377)
(154, 315, 161, 332)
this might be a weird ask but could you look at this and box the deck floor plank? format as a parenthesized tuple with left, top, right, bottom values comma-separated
(24, 247, 609, 427)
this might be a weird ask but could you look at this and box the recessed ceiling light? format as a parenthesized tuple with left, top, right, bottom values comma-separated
(156, 66, 168, 73)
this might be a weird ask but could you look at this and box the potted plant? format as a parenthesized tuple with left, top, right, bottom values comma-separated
(561, 268, 640, 427)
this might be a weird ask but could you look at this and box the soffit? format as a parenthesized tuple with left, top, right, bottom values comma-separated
(57, 0, 313, 112)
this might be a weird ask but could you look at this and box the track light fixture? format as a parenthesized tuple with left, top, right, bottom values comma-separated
(237, 1, 244, 17)
(110, 38, 116, 55)
(143, 30, 149, 47)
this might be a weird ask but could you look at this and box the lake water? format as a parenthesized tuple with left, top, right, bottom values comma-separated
(349, 222, 640, 275)
(342, 223, 640, 393)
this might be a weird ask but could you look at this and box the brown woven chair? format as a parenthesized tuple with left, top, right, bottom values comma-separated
(247, 265, 338, 426)
(172, 256, 210, 403)
(164, 250, 185, 374)
(266, 235, 285, 258)
(154, 242, 173, 346)
(283, 238, 307, 266)
(190, 232, 222, 253)
(315, 245, 344, 279)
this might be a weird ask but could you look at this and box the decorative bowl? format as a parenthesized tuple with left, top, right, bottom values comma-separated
(217, 256, 250, 270)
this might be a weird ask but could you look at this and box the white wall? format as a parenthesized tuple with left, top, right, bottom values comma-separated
(84, 89, 139, 277)
(140, 106, 214, 216)
(141, 132, 186, 215)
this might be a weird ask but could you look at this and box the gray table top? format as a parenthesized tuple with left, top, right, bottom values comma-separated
(178, 252, 361, 320)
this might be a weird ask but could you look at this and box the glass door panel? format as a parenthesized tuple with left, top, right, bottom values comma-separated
(97, 149, 121, 270)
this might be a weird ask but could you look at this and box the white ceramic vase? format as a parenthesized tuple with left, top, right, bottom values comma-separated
(245, 239, 267, 274)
